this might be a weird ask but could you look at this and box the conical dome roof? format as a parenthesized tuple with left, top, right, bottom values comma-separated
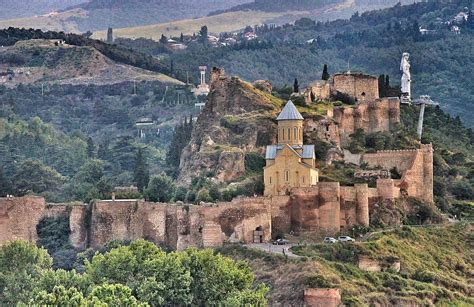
(277, 100, 304, 120)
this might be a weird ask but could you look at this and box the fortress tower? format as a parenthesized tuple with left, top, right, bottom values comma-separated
(264, 100, 319, 196)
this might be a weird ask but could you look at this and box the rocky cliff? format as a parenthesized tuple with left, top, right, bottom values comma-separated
(178, 70, 282, 184)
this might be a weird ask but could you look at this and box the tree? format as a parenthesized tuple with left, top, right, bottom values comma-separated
(133, 148, 149, 193)
(293, 78, 299, 93)
(33, 286, 85, 306)
(0, 241, 53, 304)
(86, 240, 191, 305)
(87, 137, 95, 159)
(199, 25, 208, 45)
(0, 166, 10, 197)
(196, 188, 212, 203)
(66, 159, 106, 202)
(183, 248, 260, 305)
(180, 32, 184, 42)
(97, 140, 110, 160)
(468, 9, 474, 30)
(144, 173, 176, 202)
(174, 186, 187, 202)
(159, 34, 168, 44)
(321, 64, 330, 80)
(13, 160, 64, 195)
(87, 284, 142, 306)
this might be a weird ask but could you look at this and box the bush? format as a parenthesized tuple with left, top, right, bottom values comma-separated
(450, 181, 474, 200)
(331, 91, 355, 105)
(144, 173, 176, 202)
(196, 188, 212, 203)
(412, 269, 437, 283)
(305, 275, 334, 288)
(244, 152, 265, 173)
(174, 186, 188, 202)
(185, 190, 196, 203)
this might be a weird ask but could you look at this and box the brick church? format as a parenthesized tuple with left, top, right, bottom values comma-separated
(264, 100, 319, 196)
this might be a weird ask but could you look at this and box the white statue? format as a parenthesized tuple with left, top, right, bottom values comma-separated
(400, 52, 411, 99)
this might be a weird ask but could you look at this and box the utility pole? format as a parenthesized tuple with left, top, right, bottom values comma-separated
(413, 95, 439, 140)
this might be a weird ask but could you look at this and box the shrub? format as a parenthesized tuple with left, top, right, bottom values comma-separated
(450, 181, 474, 200)
(196, 188, 213, 203)
(174, 186, 188, 202)
(305, 275, 334, 288)
(244, 152, 265, 173)
(331, 91, 355, 105)
(144, 173, 176, 202)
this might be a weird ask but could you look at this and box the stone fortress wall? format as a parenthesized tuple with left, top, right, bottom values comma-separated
(304, 72, 400, 147)
(0, 196, 273, 250)
(0, 196, 88, 249)
(303, 97, 400, 147)
(305, 71, 379, 103)
(332, 72, 379, 101)
(0, 140, 432, 249)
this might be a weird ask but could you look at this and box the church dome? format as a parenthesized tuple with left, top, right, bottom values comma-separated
(277, 100, 304, 121)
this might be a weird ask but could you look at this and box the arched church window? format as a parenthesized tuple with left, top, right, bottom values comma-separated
(287, 128, 291, 141)
(294, 127, 297, 140)
(285, 171, 289, 182)
(282, 128, 285, 140)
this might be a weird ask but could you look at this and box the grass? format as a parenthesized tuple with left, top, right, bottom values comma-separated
(219, 224, 474, 305)
(92, 11, 307, 39)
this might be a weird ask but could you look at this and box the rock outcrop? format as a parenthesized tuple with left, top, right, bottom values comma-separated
(178, 69, 282, 184)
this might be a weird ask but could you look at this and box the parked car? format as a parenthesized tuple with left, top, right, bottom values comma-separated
(273, 238, 289, 245)
(338, 236, 355, 242)
(323, 237, 337, 244)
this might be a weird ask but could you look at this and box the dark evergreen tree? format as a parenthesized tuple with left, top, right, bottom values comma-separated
(159, 34, 168, 44)
(378, 75, 386, 97)
(468, 9, 474, 30)
(133, 148, 149, 193)
(180, 32, 184, 42)
(0, 166, 11, 197)
(385, 75, 390, 88)
(166, 117, 193, 177)
(412, 20, 420, 41)
(87, 137, 95, 159)
(97, 140, 110, 161)
(321, 64, 330, 80)
(310, 91, 316, 102)
(199, 25, 208, 45)
(293, 78, 299, 93)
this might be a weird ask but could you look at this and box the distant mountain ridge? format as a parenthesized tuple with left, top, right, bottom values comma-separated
(0, 0, 86, 20)
(0, 0, 253, 33)
(210, 0, 421, 15)
(209, 0, 345, 14)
